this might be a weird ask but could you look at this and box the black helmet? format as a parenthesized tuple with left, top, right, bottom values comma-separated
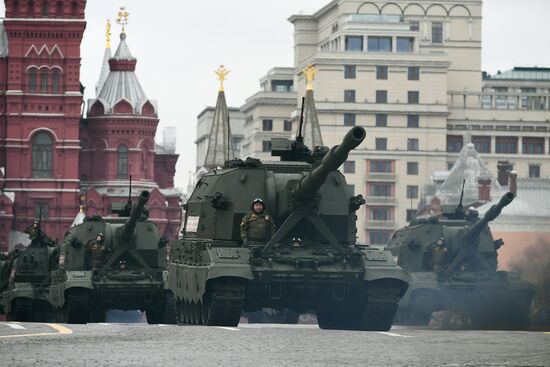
(251, 198, 265, 210)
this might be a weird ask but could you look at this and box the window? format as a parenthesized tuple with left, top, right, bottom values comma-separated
(447, 162, 454, 170)
(345, 36, 363, 51)
(407, 138, 419, 151)
(32, 132, 53, 178)
(472, 136, 491, 153)
(34, 203, 49, 219)
(29, 69, 37, 91)
(376, 90, 387, 104)
(344, 113, 356, 127)
(408, 67, 420, 80)
(522, 137, 544, 154)
(376, 66, 388, 80)
(117, 145, 128, 179)
(271, 80, 293, 92)
(408, 91, 419, 104)
(232, 137, 242, 152)
(344, 65, 356, 79)
(368, 37, 392, 52)
(495, 137, 518, 154)
(27, 0, 34, 16)
(447, 135, 463, 153)
(370, 183, 392, 197)
(283, 120, 292, 132)
(407, 115, 419, 128)
(41, 1, 48, 16)
(262, 119, 273, 131)
(397, 37, 414, 53)
(410, 21, 419, 31)
(52, 69, 60, 93)
(375, 114, 387, 127)
(343, 161, 355, 174)
(369, 231, 391, 245)
(406, 209, 417, 222)
(262, 141, 271, 152)
(344, 89, 356, 103)
(13, 0, 20, 16)
(432, 22, 443, 43)
(529, 165, 541, 178)
(56, 1, 63, 17)
(40, 70, 48, 92)
(375, 138, 387, 151)
(370, 207, 391, 221)
(406, 185, 419, 199)
(407, 162, 418, 175)
(71, 1, 78, 17)
(370, 160, 392, 173)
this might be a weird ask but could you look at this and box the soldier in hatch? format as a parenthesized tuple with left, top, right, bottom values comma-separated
(432, 237, 450, 277)
(85, 233, 109, 271)
(240, 198, 276, 246)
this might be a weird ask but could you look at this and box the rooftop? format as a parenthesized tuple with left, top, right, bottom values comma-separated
(485, 67, 550, 81)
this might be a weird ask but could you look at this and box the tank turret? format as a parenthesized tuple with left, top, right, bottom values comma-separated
(462, 192, 514, 241)
(119, 190, 151, 243)
(293, 126, 366, 201)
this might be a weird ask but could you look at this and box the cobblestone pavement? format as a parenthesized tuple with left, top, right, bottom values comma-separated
(0, 322, 548, 366)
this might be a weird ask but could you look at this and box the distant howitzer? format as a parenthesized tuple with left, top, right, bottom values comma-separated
(447, 192, 515, 273)
(463, 192, 515, 241)
(293, 126, 366, 201)
(119, 190, 151, 243)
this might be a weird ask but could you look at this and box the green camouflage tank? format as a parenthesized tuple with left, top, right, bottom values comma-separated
(167, 126, 410, 331)
(48, 191, 174, 324)
(387, 191, 534, 330)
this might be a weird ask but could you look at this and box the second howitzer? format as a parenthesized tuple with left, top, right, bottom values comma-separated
(167, 126, 410, 330)
(387, 191, 534, 329)
(49, 191, 174, 324)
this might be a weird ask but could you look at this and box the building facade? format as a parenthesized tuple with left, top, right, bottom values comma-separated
(0, 1, 180, 249)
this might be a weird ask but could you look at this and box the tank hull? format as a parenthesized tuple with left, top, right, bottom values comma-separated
(167, 241, 409, 330)
(397, 271, 534, 330)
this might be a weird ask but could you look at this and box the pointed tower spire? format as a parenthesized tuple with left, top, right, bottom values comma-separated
(301, 64, 323, 148)
(95, 19, 112, 97)
(203, 65, 234, 169)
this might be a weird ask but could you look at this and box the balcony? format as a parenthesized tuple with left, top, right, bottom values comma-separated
(366, 172, 396, 182)
(365, 196, 396, 205)
(365, 220, 397, 230)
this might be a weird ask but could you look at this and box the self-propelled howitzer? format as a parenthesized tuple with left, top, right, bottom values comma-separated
(387, 191, 534, 329)
(49, 190, 173, 324)
(167, 126, 410, 330)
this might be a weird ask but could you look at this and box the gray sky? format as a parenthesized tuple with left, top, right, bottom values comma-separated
(2, 0, 550, 190)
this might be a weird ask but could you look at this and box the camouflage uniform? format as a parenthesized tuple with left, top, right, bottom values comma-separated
(85, 236, 109, 270)
(432, 244, 450, 275)
(240, 212, 276, 246)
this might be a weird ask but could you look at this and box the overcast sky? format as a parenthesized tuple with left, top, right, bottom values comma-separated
(2, 0, 550, 191)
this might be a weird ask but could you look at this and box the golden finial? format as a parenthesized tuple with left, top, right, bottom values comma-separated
(79, 205, 84, 213)
(303, 64, 317, 91)
(214, 65, 230, 92)
(106, 19, 112, 49)
(116, 6, 129, 35)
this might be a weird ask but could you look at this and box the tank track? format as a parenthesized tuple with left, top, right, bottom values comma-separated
(176, 280, 245, 327)
(7, 298, 33, 322)
(58, 289, 90, 324)
(360, 283, 402, 331)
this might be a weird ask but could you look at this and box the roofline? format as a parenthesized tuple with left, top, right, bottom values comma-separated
(288, 0, 339, 23)
(197, 106, 241, 119)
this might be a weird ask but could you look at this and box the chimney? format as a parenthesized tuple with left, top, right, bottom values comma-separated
(509, 170, 518, 195)
(478, 176, 491, 202)
(497, 160, 513, 186)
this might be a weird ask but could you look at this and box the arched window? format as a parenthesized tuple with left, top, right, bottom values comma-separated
(40, 69, 48, 92)
(27, 0, 34, 16)
(71, 1, 78, 17)
(32, 132, 53, 178)
(52, 69, 60, 93)
(29, 69, 37, 91)
(55, 1, 63, 17)
(13, 0, 20, 16)
(117, 145, 128, 179)
(41, 1, 48, 16)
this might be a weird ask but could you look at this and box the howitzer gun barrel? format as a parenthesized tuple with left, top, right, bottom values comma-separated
(293, 126, 366, 200)
(464, 192, 514, 240)
(120, 190, 150, 242)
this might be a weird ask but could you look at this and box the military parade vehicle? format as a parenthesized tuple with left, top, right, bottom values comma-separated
(167, 125, 410, 331)
(387, 190, 534, 330)
(49, 190, 173, 324)
(0, 221, 57, 322)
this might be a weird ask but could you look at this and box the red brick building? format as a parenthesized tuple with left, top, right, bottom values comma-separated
(0, 0, 180, 250)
